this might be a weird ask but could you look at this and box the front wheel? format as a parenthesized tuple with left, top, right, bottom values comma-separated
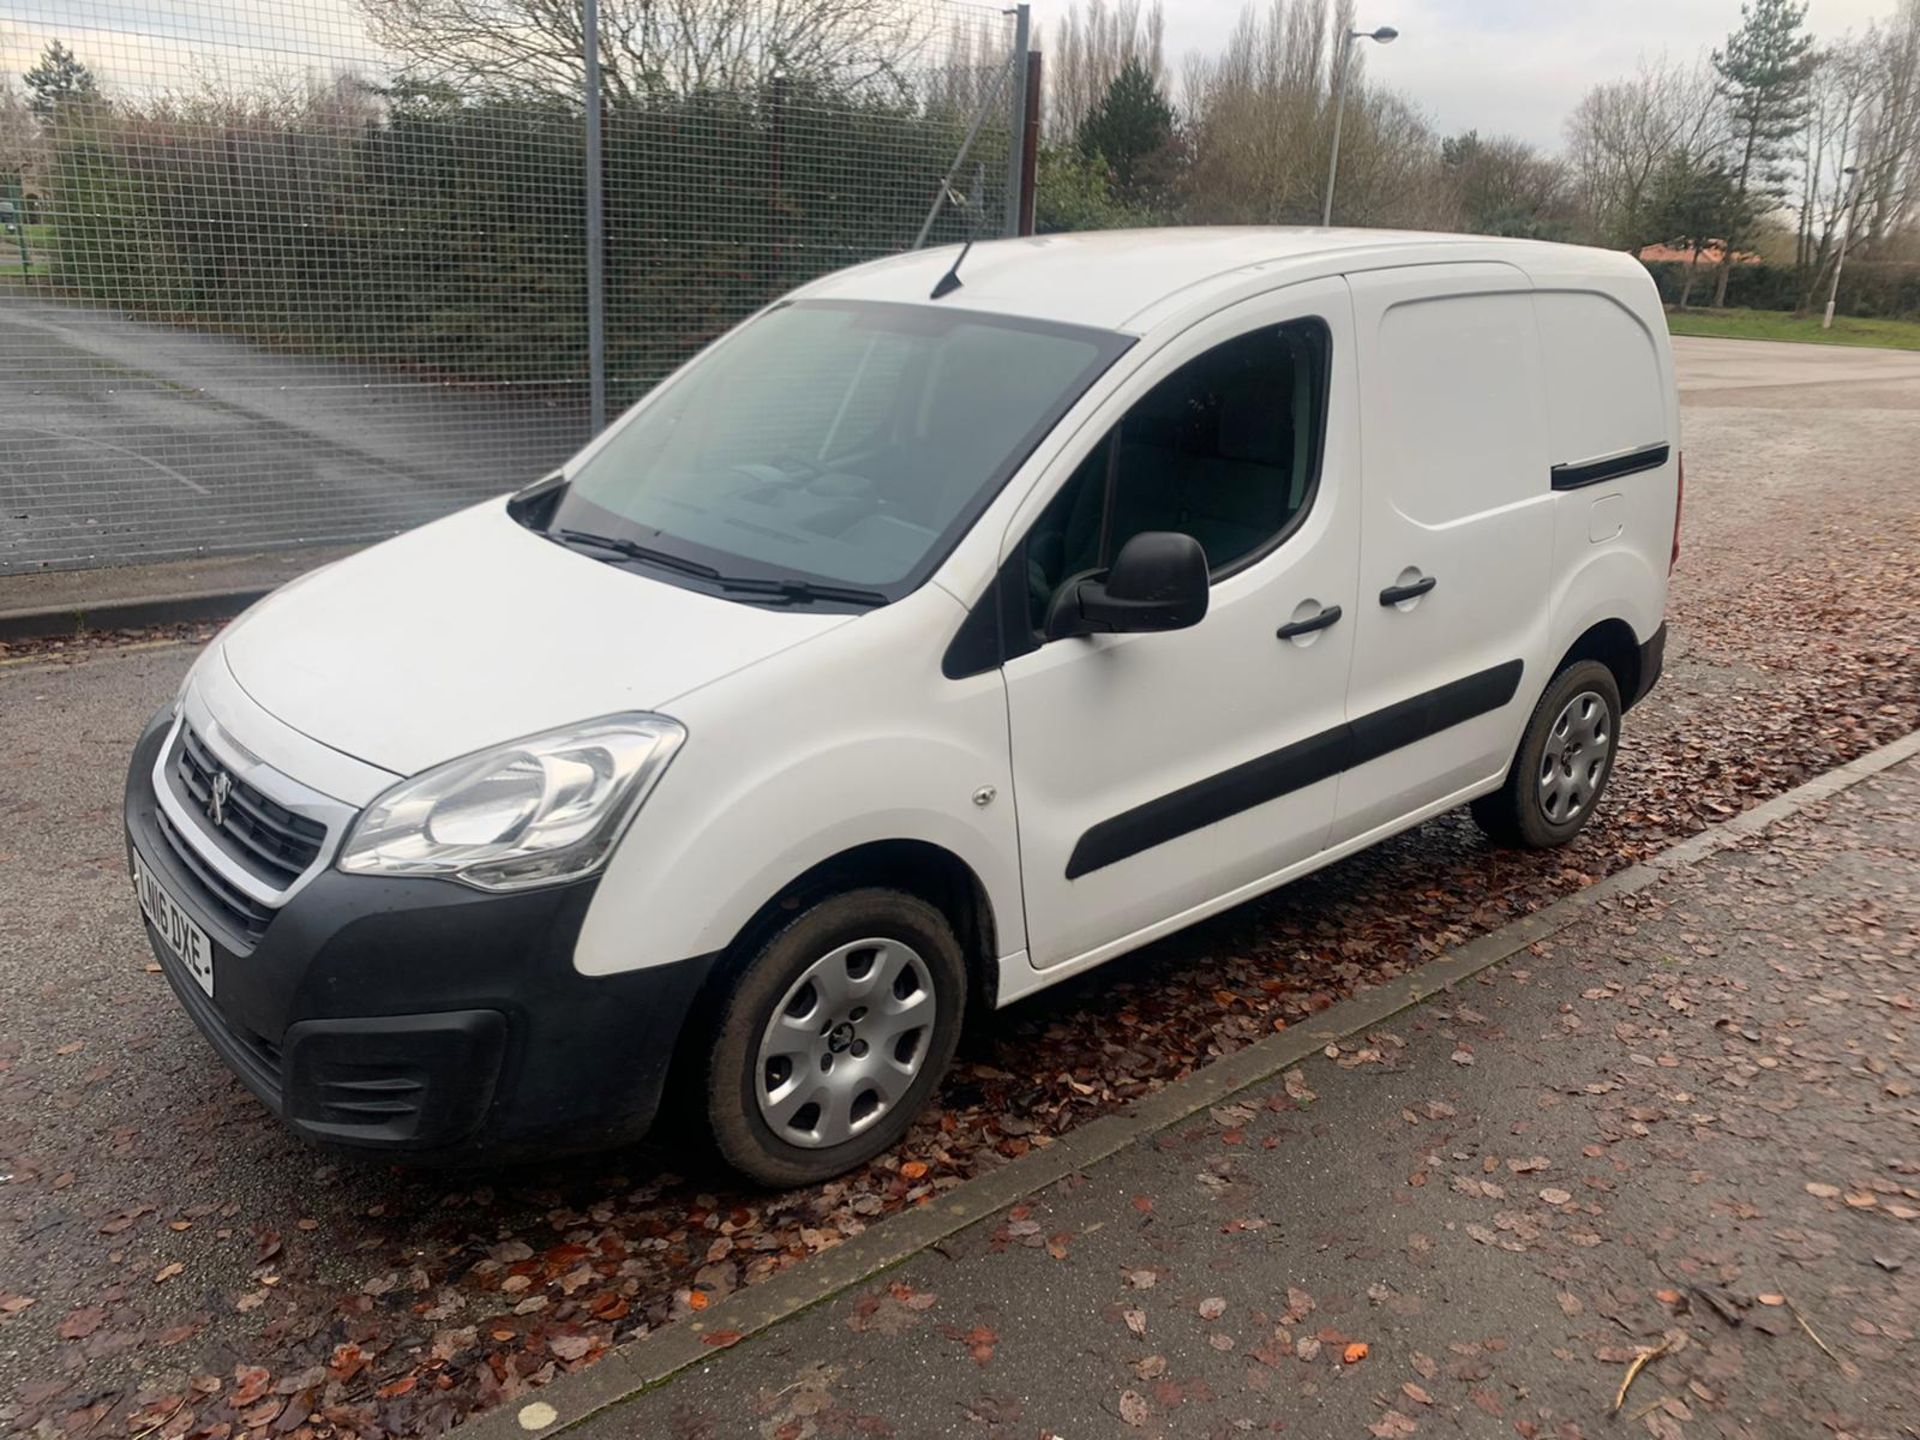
(1471, 659, 1622, 848)
(705, 888, 965, 1187)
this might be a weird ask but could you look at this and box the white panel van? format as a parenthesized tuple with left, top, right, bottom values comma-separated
(124, 229, 1680, 1184)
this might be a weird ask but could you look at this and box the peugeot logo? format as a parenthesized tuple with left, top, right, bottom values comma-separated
(208, 770, 233, 829)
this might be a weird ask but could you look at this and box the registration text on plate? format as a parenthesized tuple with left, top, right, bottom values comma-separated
(134, 853, 214, 998)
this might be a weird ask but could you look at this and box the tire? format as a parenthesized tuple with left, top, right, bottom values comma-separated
(1471, 659, 1622, 849)
(705, 888, 966, 1187)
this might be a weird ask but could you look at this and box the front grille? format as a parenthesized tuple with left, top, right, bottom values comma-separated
(175, 724, 326, 887)
(156, 807, 275, 944)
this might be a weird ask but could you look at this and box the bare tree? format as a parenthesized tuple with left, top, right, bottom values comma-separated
(1441, 132, 1575, 238)
(1853, 0, 1920, 255)
(1564, 55, 1720, 250)
(359, 0, 953, 105)
(0, 76, 40, 193)
(1792, 34, 1876, 296)
(1049, 0, 1165, 141)
(1181, 0, 1446, 230)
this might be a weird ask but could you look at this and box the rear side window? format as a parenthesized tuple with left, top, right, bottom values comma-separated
(1532, 291, 1668, 468)
(1373, 291, 1547, 525)
(1023, 320, 1330, 633)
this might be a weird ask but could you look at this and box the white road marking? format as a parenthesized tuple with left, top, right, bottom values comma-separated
(16, 425, 212, 495)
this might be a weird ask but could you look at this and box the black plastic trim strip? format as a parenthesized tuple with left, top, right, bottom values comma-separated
(1064, 659, 1525, 880)
(1348, 658, 1523, 769)
(1550, 443, 1669, 491)
(1627, 621, 1666, 710)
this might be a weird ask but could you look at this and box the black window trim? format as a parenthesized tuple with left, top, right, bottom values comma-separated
(1191, 315, 1335, 586)
(943, 313, 1334, 680)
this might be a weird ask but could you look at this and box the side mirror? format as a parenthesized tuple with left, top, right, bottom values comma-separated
(1046, 531, 1210, 640)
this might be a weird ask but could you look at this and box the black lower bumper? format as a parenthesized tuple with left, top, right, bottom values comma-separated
(124, 709, 713, 1161)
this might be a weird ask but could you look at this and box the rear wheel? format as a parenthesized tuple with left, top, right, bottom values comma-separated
(706, 888, 965, 1187)
(1471, 659, 1621, 848)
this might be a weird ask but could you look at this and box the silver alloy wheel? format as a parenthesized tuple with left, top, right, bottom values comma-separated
(1537, 689, 1611, 824)
(755, 937, 936, 1150)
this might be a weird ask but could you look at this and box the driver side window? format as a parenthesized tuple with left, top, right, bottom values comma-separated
(1024, 319, 1329, 633)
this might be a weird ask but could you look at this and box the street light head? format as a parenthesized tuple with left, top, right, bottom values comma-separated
(1370, 25, 1399, 42)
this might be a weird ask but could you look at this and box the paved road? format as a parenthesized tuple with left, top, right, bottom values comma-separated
(580, 754, 1920, 1440)
(0, 293, 588, 576)
(0, 337, 1917, 1437)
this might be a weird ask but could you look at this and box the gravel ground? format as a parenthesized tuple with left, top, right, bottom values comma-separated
(572, 753, 1920, 1440)
(1, 338, 1917, 1438)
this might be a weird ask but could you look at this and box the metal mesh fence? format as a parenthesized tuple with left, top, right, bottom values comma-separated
(0, 0, 1019, 575)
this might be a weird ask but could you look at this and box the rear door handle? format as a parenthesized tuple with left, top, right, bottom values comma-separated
(1276, 604, 1342, 639)
(1379, 576, 1437, 606)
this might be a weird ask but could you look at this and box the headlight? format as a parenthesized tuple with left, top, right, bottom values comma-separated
(337, 714, 686, 891)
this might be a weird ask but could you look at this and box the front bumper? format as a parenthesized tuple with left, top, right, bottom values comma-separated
(124, 708, 713, 1160)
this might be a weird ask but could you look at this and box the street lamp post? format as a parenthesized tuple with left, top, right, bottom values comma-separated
(1322, 24, 1398, 228)
(1823, 163, 1866, 331)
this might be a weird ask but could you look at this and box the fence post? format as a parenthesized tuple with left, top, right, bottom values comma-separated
(583, 0, 607, 435)
(1018, 50, 1042, 236)
(1002, 4, 1031, 238)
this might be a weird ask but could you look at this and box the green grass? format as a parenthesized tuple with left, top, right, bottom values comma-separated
(1667, 305, 1920, 351)
(0, 221, 49, 278)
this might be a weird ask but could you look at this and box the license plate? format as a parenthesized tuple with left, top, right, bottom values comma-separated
(133, 851, 214, 998)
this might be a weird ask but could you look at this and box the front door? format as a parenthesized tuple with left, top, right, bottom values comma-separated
(1331, 264, 1557, 847)
(1002, 279, 1361, 971)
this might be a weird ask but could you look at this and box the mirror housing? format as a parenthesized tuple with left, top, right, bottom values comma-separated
(1047, 531, 1210, 640)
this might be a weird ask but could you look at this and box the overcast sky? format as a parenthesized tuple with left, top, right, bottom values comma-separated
(1026, 0, 1897, 149)
(5, 0, 1901, 154)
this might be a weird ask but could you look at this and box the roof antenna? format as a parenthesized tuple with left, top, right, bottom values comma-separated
(931, 239, 971, 300)
(929, 162, 986, 300)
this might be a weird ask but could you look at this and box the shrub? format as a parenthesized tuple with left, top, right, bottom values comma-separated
(1640, 256, 1920, 318)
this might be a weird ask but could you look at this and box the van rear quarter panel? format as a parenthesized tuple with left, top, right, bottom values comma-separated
(1528, 267, 1677, 660)
(571, 584, 1022, 978)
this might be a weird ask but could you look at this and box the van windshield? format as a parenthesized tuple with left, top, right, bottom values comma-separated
(540, 300, 1131, 603)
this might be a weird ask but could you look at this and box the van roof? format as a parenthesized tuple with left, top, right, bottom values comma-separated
(796, 227, 1650, 333)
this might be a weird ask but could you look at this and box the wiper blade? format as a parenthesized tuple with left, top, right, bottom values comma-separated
(550, 530, 881, 607)
(549, 528, 721, 580)
(713, 576, 887, 608)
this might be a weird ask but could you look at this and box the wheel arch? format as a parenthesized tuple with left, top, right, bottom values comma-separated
(1552, 617, 1640, 708)
(741, 840, 997, 989)
(685, 839, 1003, 1026)
(657, 840, 1003, 1136)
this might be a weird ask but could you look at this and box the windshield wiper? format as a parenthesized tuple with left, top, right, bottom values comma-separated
(713, 576, 888, 608)
(549, 528, 722, 580)
(550, 529, 882, 607)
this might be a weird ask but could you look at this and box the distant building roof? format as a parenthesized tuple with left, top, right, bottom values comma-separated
(1636, 242, 1761, 265)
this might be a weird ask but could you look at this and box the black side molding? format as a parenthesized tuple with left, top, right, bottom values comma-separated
(1064, 659, 1525, 880)
(1550, 443, 1670, 491)
(1067, 727, 1351, 880)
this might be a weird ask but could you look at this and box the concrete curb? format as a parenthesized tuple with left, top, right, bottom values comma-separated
(0, 586, 273, 644)
(459, 726, 1920, 1440)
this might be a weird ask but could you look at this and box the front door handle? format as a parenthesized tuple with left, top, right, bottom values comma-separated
(1276, 604, 1342, 640)
(1379, 575, 1437, 606)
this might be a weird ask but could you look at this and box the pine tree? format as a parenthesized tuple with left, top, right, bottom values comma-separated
(23, 41, 98, 123)
(1709, 0, 1815, 305)
(1076, 56, 1176, 209)
(1650, 153, 1749, 307)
